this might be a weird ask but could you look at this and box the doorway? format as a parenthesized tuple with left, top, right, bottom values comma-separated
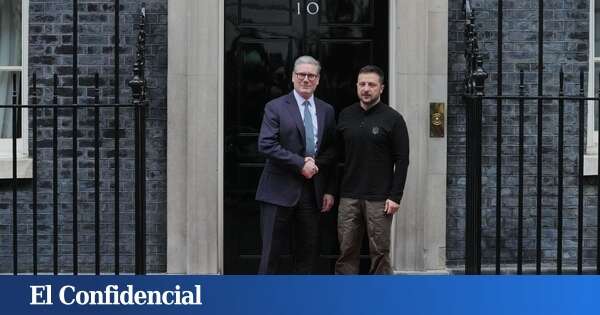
(223, 0, 389, 274)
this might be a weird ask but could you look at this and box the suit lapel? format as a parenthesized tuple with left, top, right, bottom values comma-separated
(315, 99, 326, 151)
(285, 93, 306, 141)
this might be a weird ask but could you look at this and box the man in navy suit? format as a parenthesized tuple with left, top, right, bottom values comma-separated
(256, 56, 337, 274)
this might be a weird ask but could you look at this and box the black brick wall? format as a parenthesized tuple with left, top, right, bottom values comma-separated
(448, 0, 594, 272)
(10, 0, 594, 275)
(0, 0, 166, 273)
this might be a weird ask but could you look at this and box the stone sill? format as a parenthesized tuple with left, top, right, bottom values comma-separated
(448, 265, 600, 275)
(584, 154, 598, 176)
(0, 157, 33, 179)
(394, 269, 450, 275)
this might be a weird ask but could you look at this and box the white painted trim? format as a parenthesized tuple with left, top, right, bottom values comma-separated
(390, 0, 447, 272)
(217, 0, 225, 275)
(388, 0, 397, 269)
(587, 0, 599, 174)
(0, 66, 22, 71)
(21, 0, 28, 156)
(0, 157, 32, 178)
(167, 0, 223, 275)
(394, 269, 450, 275)
(585, 154, 598, 176)
(0, 0, 28, 158)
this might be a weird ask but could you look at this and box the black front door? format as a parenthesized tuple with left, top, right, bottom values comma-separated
(224, 0, 389, 274)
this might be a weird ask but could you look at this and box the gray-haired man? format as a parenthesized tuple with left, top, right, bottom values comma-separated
(255, 56, 337, 274)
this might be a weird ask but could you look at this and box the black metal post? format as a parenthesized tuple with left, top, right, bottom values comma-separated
(557, 68, 564, 275)
(72, 105, 78, 275)
(72, 0, 79, 275)
(517, 70, 524, 274)
(12, 73, 18, 275)
(32, 73, 38, 275)
(536, 0, 544, 275)
(114, 0, 121, 276)
(495, 0, 503, 276)
(53, 74, 59, 275)
(130, 4, 147, 275)
(94, 73, 101, 275)
(115, 0, 120, 105)
(465, 97, 483, 275)
(114, 104, 120, 275)
(578, 71, 584, 274)
(463, 0, 487, 274)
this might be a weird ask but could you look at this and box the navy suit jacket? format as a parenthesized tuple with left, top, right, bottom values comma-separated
(255, 92, 336, 208)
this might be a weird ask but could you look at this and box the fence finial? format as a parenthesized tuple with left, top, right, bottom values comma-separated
(463, 1, 488, 97)
(129, 4, 146, 106)
(463, 0, 472, 16)
(463, 0, 485, 275)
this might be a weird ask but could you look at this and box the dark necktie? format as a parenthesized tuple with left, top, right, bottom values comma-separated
(303, 101, 316, 156)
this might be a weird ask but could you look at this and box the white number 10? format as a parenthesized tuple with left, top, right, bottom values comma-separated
(297, 1, 320, 15)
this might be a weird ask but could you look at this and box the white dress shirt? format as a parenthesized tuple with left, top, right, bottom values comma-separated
(293, 90, 319, 150)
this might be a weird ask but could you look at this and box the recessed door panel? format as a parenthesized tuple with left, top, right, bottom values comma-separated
(240, 0, 293, 25)
(236, 40, 293, 130)
(320, 0, 373, 25)
(319, 40, 374, 113)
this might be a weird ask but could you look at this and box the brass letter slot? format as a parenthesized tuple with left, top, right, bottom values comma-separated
(430, 102, 444, 138)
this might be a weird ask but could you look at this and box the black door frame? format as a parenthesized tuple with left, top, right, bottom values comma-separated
(221, 0, 394, 274)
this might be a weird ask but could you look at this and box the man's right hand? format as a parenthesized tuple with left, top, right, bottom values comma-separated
(301, 157, 318, 179)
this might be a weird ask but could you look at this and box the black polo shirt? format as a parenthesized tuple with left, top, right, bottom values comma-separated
(336, 102, 409, 203)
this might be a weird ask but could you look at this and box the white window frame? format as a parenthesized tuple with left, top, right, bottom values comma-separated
(0, 0, 30, 178)
(586, 0, 599, 175)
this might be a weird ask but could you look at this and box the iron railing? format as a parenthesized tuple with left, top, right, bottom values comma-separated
(1, 4, 147, 275)
(463, 0, 600, 274)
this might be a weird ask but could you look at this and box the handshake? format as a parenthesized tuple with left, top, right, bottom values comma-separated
(301, 157, 319, 179)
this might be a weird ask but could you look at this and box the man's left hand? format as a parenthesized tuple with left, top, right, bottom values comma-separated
(384, 199, 400, 215)
(322, 194, 334, 213)
(301, 158, 319, 179)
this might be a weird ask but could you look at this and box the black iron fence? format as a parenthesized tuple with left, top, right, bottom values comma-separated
(1, 5, 147, 275)
(463, 0, 600, 274)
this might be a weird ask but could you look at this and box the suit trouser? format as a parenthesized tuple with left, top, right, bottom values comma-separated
(335, 198, 393, 275)
(258, 180, 319, 274)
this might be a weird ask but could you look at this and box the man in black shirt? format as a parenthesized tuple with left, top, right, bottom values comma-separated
(334, 65, 409, 274)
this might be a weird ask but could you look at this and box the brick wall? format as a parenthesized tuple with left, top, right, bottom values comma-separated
(448, 0, 592, 272)
(0, 0, 166, 273)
